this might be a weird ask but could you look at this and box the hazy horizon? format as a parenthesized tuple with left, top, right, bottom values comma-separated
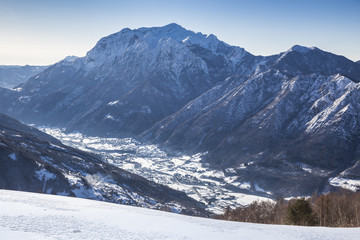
(1, 0, 359, 65)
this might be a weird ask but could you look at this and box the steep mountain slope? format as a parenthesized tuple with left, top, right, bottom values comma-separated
(143, 70, 360, 196)
(142, 69, 360, 196)
(0, 65, 47, 89)
(0, 24, 256, 136)
(143, 70, 360, 165)
(0, 113, 207, 216)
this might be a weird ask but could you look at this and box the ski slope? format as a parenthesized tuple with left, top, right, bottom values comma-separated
(0, 190, 359, 240)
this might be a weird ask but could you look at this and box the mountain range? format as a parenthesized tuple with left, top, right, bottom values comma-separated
(0, 65, 47, 89)
(0, 23, 359, 197)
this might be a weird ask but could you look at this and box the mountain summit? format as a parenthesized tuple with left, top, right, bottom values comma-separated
(1, 24, 254, 136)
(0, 24, 360, 196)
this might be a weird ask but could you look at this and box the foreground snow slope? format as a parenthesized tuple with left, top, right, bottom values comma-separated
(0, 190, 359, 240)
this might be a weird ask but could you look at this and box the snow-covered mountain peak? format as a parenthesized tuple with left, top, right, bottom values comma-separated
(162, 22, 183, 29)
(289, 45, 316, 53)
(88, 24, 193, 53)
(137, 23, 185, 33)
(83, 24, 196, 68)
(140, 23, 188, 35)
(83, 24, 248, 69)
(277, 45, 317, 60)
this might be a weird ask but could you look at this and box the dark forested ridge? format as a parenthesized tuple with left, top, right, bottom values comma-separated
(0, 113, 208, 216)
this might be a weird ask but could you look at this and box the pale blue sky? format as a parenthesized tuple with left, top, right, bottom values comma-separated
(1, 0, 359, 65)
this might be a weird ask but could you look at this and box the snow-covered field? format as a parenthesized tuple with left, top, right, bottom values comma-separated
(41, 128, 271, 214)
(0, 190, 358, 240)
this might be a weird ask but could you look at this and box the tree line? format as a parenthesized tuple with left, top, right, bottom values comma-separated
(215, 190, 360, 227)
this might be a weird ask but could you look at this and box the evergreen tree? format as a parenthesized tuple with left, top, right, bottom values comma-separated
(286, 198, 317, 226)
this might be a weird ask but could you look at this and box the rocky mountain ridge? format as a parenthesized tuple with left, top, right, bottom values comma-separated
(2, 24, 256, 136)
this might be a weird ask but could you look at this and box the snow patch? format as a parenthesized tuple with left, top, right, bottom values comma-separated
(35, 169, 56, 192)
(254, 183, 272, 195)
(12, 87, 22, 92)
(107, 100, 119, 106)
(104, 114, 115, 120)
(237, 182, 251, 190)
(8, 153, 16, 161)
(35, 169, 56, 182)
(18, 96, 31, 103)
(329, 177, 360, 192)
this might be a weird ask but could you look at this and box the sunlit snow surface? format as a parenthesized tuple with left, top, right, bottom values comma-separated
(0, 190, 359, 240)
(41, 128, 270, 214)
(329, 177, 360, 192)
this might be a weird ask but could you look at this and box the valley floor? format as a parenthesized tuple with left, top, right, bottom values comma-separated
(0, 190, 359, 240)
(41, 128, 271, 214)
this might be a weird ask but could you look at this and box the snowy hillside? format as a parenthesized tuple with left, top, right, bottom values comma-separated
(143, 70, 360, 196)
(1, 190, 359, 240)
(0, 113, 207, 216)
